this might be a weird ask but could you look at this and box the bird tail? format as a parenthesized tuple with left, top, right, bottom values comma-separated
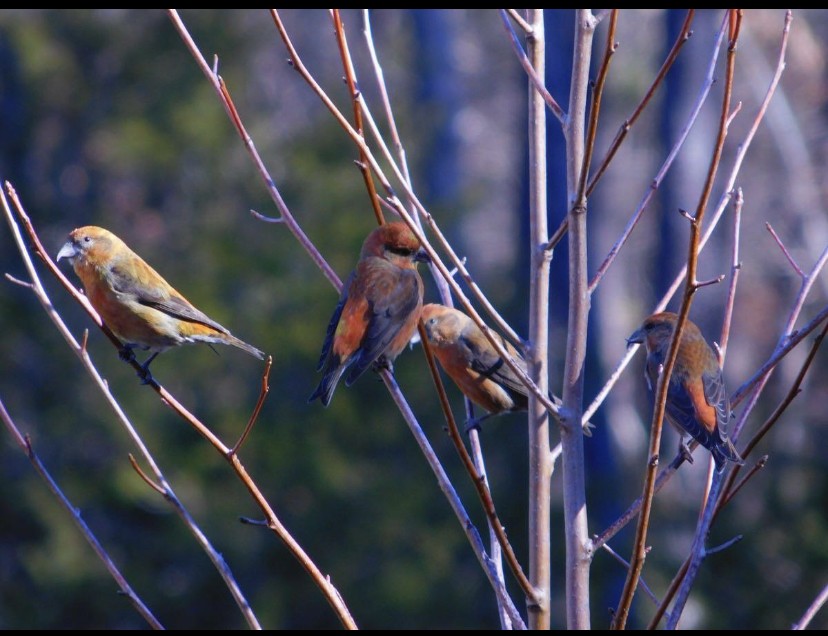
(712, 438, 744, 473)
(308, 361, 347, 407)
(225, 334, 265, 360)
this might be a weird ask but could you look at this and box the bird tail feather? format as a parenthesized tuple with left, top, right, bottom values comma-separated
(712, 438, 744, 473)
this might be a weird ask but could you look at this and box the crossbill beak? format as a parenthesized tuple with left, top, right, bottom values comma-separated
(56, 241, 77, 263)
(414, 248, 430, 264)
(626, 328, 645, 348)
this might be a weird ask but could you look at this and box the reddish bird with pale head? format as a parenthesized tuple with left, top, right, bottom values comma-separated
(309, 221, 429, 406)
(627, 311, 743, 472)
(421, 303, 528, 428)
(422, 303, 596, 435)
(57, 226, 264, 379)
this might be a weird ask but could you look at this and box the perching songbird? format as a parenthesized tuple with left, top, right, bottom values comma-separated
(57, 225, 264, 379)
(627, 311, 743, 472)
(309, 221, 429, 406)
(421, 303, 528, 429)
(422, 303, 596, 435)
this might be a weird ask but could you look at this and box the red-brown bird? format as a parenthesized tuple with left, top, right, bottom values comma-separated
(421, 303, 528, 429)
(309, 221, 429, 406)
(422, 303, 596, 434)
(57, 226, 264, 380)
(627, 311, 743, 472)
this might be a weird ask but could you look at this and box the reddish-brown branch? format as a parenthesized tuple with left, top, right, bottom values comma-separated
(331, 9, 385, 226)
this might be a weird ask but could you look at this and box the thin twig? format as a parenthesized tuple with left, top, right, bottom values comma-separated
(766, 222, 804, 278)
(231, 355, 273, 455)
(0, 403, 163, 629)
(420, 323, 537, 607)
(558, 8, 598, 630)
(166, 9, 342, 294)
(601, 543, 664, 609)
(525, 8, 553, 630)
(498, 9, 565, 123)
(547, 9, 696, 254)
(330, 9, 385, 226)
(587, 14, 724, 294)
(662, 12, 743, 628)
(793, 583, 828, 630)
(505, 9, 533, 35)
(718, 188, 743, 362)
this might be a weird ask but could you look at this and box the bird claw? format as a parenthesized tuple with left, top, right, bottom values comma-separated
(463, 412, 494, 434)
(120, 349, 158, 386)
(463, 417, 483, 434)
(582, 420, 596, 437)
(678, 439, 694, 464)
(372, 356, 394, 375)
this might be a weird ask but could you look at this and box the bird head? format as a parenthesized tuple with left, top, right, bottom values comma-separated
(421, 303, 463, 346)
(626, 312, 679, 349)
(56, 226, 119, 266)
(361, 221, 430, 265)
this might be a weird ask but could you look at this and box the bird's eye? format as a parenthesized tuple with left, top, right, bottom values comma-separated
(83, 236, 92, 244)
(388, 246, 413, 257)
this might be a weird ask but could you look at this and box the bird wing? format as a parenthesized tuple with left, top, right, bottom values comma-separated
(663, 376, 718, 449)
(464, 333, 528, 399)
(702, 367, 731, 438)
(108, 263, 229, 334)
(344, 259, 421, 383)
(315, 272, 352, 372)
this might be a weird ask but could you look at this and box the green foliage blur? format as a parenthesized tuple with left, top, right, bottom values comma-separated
(1, 8, 827, 630)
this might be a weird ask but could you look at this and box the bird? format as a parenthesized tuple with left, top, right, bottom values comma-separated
(627, 311, 743, 472)
(309, 221, 429, 407)
(421, 303, 528, 430)
(422, 303, 596, 435)
(56, 225, 264, 381)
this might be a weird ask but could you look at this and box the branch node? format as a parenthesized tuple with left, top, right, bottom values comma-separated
(250, 209, 284, 224)
(678, 207, 697, 224)
(239, 516, 269, 527)
(128, 454, 166, 496)
(694, 274, 725, 289)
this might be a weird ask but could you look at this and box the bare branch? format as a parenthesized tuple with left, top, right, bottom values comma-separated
(330, 9, 385, 226)
(793, 583, 828, 630)
(166, 9, 342, 293)
(498, 9, 565, 123)
(0, 401, 163, 629)
(718, 188, 744, 362)
(766, 221, 805, 278)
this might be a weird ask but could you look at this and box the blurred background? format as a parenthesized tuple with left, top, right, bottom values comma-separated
(0, 9, 826, 629)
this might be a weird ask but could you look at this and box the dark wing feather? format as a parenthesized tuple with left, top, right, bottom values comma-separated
(464, 333, 529, 404)
(663, 378, 717, 450)
(316, 273, 352, 372)
(702, 367, 731, 438)
(108, 264, 229, 334)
